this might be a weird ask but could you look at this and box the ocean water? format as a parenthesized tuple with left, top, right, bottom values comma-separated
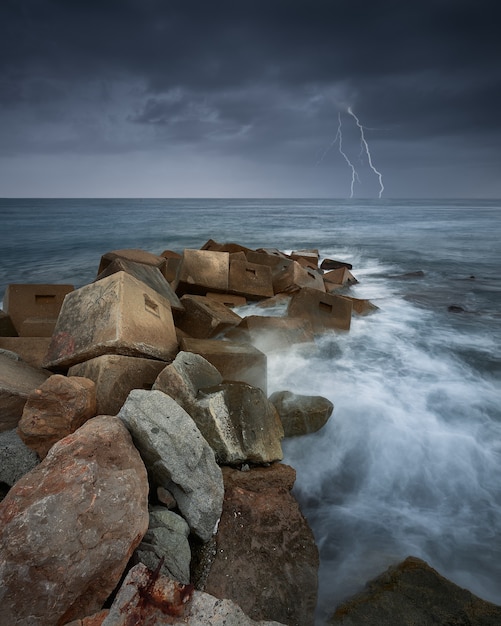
(1, 198, 501, 622)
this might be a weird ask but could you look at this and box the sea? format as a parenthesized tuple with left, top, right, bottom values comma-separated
(1, 198, 500, 623)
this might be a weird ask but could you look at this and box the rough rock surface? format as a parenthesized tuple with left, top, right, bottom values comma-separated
(119, 389, 223, 542)
(329, 556, 501, 625)
(100, 563, 285, 626)
(0, 415, 149, 626)
(135, 506, 191, 584)
(17, 374, 97, 458)
(0, 428, 39, 489)
(269, 390, 333, 437)
(201, 464, 319, 626)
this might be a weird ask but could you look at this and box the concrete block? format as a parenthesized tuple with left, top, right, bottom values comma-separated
(0, 310, 18, 337)
(69, 354, 167, 415)
(291, 249, 319, 269)
(0, 337, 52, 369)
(160, 250, 182, 283)
(18, 318, 57, 337)
(341, 295, 379, 316)
(201, 239, 253, 254)
(94, 257, 184, 312)
(97, 248, 167, 278)
(174, 249, 230, 296)
(3, 284, 74, 335)
(323, 267, 358, 291)
(43, 271, 178, 370)
(225, 315, 315, 353)
(246, 250, 292, 275)
(174, 295, 242, 339)
(180, 337, 267, 394)
(320, 258, 353, 270)
(228, 260, 274, 300)
(273, 260, 325, 295)
(206, 292, 247, 308)
(287, 287, 352, 332)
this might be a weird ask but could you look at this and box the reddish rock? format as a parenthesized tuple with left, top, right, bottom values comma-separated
(17, 374, 97, 458)
(201, 464, 319, 626)
(0, 415, 149, 626)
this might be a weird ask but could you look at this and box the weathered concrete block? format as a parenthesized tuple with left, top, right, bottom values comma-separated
(17, 374, 97, 458)
(174, 295, 242, 339)
(206, 292, 247, 307)
(229, 260, 274, 300)
(180, 337, 267, 394)
(273, 261, 325, 295)
(97, 248, 167, 278)
(269, 390, 333, 437)
(3, 284, 74, 336)
(18, 317, 57, 337)
(160, 250, 182, 283)
(0, 310, 17, 337)
(323, 267, 358, 291)
(0, 352, 51, 432)
(287, 287, 352, 332)
(43, 271, 178, 370)
(246, 250, 292, 275)
(226, 315, 314, 353)
(69, 354, 167, 416)
(0, 337, 52, 369)
(201, 239, 253, 255)
(174, 249, 230, 296)
(291, 249, 319, 269)
(320, 258, 353, 270)
(342, 295, 379, 316)
(95, 257, 184, 312)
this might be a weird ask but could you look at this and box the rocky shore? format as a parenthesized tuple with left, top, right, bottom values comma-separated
(1, 240, 500, 625)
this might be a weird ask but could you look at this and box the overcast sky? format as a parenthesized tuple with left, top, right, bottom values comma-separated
(1, 0, 500, 198)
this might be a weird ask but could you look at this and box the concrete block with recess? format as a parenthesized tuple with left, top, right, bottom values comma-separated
(225, 315, 314, 353)
(287, 286, 352, 332)
(228, 260, 274, 300)
(3, 284, 74, 336)
(174, 294, 242, 339)
(94, 257, 184, 312)
(69, 354, 167, 415)
(97, 248, 167, 278)
(0, 337, 52, 369)
(291, 249, 319, 268)
(206, 292, 247, 307)
(43, 271, 178, 370)
(273, 260, 325, 295)
(174, 249, 230, 296)
(180, 337, 267, 394)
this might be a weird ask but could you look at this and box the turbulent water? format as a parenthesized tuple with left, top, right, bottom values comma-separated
(1, 198, 500, 623)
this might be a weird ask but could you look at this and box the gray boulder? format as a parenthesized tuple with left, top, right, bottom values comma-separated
(0, 428, 39, 489)
(269, 390, 333, 437)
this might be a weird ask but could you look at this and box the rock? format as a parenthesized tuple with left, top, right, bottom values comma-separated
(201, 464, 319, 626)
(64, 610, 109, 626)
(269, 390, 333, 437)
(0, 428, 39, 489)
(0, 336, 52, 368)
(174, 249, 230, 296)
(0, 351, 51, 432)
(228, 259, 274, 300)
(174, 294, 242, 339)
(0, 415, 149, 626)
(3, 283, 74, 336)
(69, 354, 167, 415)
(17, 374, 97, 458)
(135, 506, 191, 584)
(287, 286, 353, 332)
(273, 260, 325, 295)
(43, 271, 178, 370)
(0, 309, 17, 336)
(99, 562, 285, 626)
(180, 337, 267, 394)
(118, 389, 223, 542)
(329, 556, 501, 625)
(196, 381, 284, 465)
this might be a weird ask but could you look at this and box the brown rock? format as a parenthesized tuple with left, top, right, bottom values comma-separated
(329, 556, 501, 625)
(269, 390, 333, 437)
(0, 415, 149, 626)
(17, 374, 97, 458)
(174, 294, 242, 339)
(201, 464, 319, 626)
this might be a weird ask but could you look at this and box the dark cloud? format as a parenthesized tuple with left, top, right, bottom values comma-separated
(0, 0, 500, 196)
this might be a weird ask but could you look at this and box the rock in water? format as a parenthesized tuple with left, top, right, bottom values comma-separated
(0, 416, 149, 626)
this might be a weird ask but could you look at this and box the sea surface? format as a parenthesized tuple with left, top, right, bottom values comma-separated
(1, 198, 501, 623)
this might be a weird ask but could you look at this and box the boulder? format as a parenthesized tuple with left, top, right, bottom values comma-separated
(0, 309, 17, 336)
(68, 354, 167, 415)
(273, 260, 325, 295)
(118, 389, 223, 542)
(228, 260, 274, 300)
(0, 428, 39, 490)
(329, 556, 501, 625)
(201, 464, 319, 626)
(225, 315, 314, 353)
(174, 294, 242, 339)
(287, 287, 352, 332)
(134, 506, 191, 584)
(0, 351, 51, 432)
(269, 390, 333, 437)
(17, 374, 97, 458)
(0, 415, 149, 626)
(0, 336, 52, 368)
(99, 562, 285, 626)
(43, 271, 178, 370)
(174, 249, 230, 296)
(180, 337, 267, 394)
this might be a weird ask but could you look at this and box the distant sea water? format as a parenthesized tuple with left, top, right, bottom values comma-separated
(1, 198, 501, 623)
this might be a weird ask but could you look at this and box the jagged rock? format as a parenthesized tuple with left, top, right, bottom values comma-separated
(201, 464, 319, 626)
(118, 389, 223, 542)
(0, 351, 51, 431)
(69, 354, 167, 415)
(135, 506, 191, 584)
(0, 428, 39, 489)
(269, 390, 333, 437)
(329, 556, 501, 625)
(99, 562, 285, 625)
(0, 415, 149, 626)
(17, 374, 96, 458)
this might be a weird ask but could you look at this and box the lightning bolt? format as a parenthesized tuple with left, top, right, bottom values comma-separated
(347, 106, 384, 198)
